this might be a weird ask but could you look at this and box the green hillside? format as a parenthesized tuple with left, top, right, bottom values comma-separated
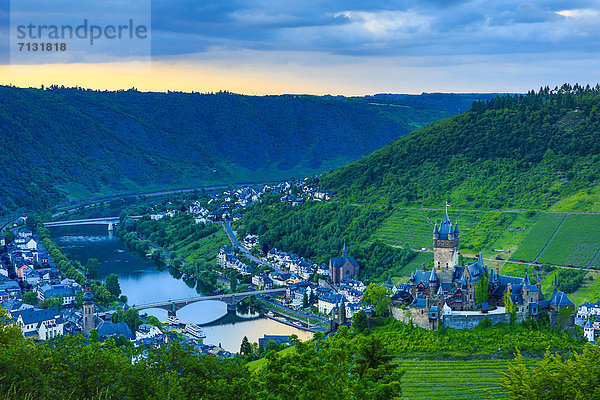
(321, 84, 600, 211)
(0, 86, 493, 212)
(237, 86, 600, 284)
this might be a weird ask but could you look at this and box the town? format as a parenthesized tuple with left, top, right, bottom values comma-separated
(2, 176, 598, 359)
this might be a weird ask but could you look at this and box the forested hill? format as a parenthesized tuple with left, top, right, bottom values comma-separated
(321, 84, 600, 211)
(0, 86, 494, 211)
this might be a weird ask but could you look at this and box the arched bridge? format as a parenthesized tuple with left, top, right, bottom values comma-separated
(132, 288, 287, 317)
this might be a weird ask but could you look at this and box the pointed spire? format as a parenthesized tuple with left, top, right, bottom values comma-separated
(433, 222, 439, 234)
(553, 273, 558, 292)
(429, 267, 438, 282)
(454, 223, 459, 234)
(524, 273, 530, 286)
(460, 269, 468, 287)
(477, 252, 484, 267)
(437, 285, 443, 296)
(342, 241, 347, 257)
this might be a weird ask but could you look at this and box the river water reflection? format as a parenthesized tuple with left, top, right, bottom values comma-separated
(50, 225, 311, 352)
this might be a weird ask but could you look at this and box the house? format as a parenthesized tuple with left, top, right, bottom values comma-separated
(18, 229, 32, 239)
(577, 301, 600, 319)
(317, 263, 330, 277)
(289, 260, 314, 280)
(318, 291, 346, 315)
(20, 267, 41, 285)
(37, 284, 76, 306)
(11, 307, 64, 340)
(135, 324, 163, 341)
(96, 321, 134, 342)
(243, 234, 259, 248)
(0, 280, 21, 301)
(150, 212, 166, 220)
(270, 273, 291, 287)
(252, 273, 273, 290)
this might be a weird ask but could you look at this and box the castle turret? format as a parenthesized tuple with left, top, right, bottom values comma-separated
(429, 267, 438, 286)
(433, 208, 459, 281)
(342, 241, 347, 257)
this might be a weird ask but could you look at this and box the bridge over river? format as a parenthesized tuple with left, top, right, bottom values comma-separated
(131, 288, 287, 317)
(44, 216, 142, 231)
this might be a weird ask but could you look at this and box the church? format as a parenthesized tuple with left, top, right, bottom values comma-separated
(405, 210, 575, 329)
(329, 242, 360, 284)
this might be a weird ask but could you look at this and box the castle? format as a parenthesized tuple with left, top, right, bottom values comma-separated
(403, 210, 575, 330)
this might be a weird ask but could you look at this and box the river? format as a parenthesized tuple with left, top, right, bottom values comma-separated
(50, 224, 312, 352)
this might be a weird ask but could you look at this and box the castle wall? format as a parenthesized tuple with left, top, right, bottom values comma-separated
(442, 313, 511, 329)
(391, 306, 411, 324)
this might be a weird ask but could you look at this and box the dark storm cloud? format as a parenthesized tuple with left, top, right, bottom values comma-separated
(147, 0, 600, 60)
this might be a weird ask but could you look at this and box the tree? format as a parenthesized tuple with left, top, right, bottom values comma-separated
(88, 328, 99, 343)
(86, 258, 100, 279)
(75, 290, 84, 308)
(501, 347, 600, 399)
(105, 273, 121, 297)
(240, 336, 252, 355)
(25, 215, 37, 230)
(23, 291, 38, 306)
(302, 292, 309, 308)
(147, 315, 162, 328)
(352, 310, 368, 333)
(362, 283, 391, 317)
(3, 230, 14, 244)
(123, 308, 142, 332)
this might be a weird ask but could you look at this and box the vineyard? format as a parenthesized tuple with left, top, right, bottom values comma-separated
(372, 208, 432, 249)
(537, 214, 600, 267)
(401, 358, 536, 400)
(510, 213, 566, 262)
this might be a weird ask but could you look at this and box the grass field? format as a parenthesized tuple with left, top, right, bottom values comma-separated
(537, 214, 600, 267)
(400, 358, 535, 400)
(510, 213, 567, 262)
(499, 262, 532, 278)
(484, 212, 540, 258)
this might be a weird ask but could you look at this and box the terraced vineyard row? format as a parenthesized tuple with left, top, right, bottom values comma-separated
(401, 358, 536, 400)
(510, 213, 566, 261)
(373, 209, 432, 248)
(538, 214, 600, 267)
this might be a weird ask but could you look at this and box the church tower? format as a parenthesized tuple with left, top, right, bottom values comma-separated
(433, 209, 459, 282)
(82, 272, 96, 335)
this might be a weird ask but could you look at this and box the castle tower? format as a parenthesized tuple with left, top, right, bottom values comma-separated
(82, 272, 96, 335)
(433, 210, 459, 282)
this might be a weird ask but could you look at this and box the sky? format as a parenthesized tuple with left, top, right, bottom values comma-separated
(1, 0, 599, 95)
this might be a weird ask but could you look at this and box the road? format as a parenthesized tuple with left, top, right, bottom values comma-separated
(222, 220, 282, 272)
(460, 252, 598, 272)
